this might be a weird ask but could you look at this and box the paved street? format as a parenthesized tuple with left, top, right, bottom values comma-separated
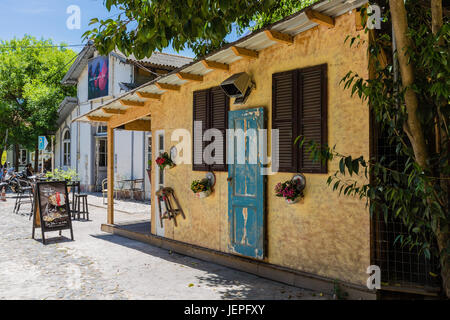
(0, 193, 329, 300)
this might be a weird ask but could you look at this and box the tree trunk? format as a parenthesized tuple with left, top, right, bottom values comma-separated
(14, 144, 19, 172)
(390, 0, 449, 298)
(34, 143, 39, 173)
(431, 0, 450, 298)
(389, 0, 429, 169)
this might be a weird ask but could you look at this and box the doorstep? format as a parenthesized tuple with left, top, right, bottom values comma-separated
(101, 223, 377, 300)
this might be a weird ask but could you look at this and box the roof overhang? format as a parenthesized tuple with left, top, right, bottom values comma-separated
(73, 0, 368, 125)
(57, 97, 78, 126)
(61, 41, 96, 85)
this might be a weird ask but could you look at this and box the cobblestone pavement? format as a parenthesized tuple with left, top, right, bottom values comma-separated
(0, 192, 329, 300)
(84, 193, 151, 215)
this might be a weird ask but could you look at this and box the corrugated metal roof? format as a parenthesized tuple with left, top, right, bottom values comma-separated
(74, 0, 368, 123)
(117, 51, 194, 69)
(57, 97, 78, 126)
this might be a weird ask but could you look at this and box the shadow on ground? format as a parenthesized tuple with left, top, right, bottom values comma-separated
(91, 231, 320, 300)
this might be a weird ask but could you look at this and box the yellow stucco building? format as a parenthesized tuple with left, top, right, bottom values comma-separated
(76, 0, 388, 299)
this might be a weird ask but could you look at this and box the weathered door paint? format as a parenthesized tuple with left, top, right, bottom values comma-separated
(228, 108, 265, 259)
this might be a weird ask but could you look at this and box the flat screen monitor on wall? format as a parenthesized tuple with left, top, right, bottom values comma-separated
(88, 56, 109, 100)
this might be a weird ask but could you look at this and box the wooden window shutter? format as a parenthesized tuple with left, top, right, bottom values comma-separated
(272, 70, 298, 172)
(209, 87, 229, 172)
(193, 89, 209, 171)
(298, 64, 327, 173)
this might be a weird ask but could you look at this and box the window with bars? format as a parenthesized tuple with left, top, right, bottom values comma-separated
(272, 64, 328, 173)
(192, 86, 229, 172)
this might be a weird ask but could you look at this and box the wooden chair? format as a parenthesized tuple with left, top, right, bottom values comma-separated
(156, 187, 185, 227)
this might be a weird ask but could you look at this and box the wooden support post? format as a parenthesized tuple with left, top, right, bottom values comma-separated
(155, 82, 181, 91)
(264, 30, 294, 45)
(136, 91, 162, 100)
(107, 125, 114, 225)
(201, 60, 230, 71)
(231, 46, 259, 59)
(305, 9, 335, 28)
(120, 100, 145, 107)
(176, 72, 203, 82)
(102, 108, 126, 115)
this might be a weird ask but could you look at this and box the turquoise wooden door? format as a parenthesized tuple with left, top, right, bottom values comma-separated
(228, 108, 265, 259)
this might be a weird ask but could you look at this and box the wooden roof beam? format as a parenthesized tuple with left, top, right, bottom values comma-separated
(102, 108, 126, 115)
(176, 72, 203, 82)
(136, 91, 162, 100)
(120, 100, 145, 107)
(264, 30, 293, 45)
(123, 120, 151, 131)
(155, 82, 181, 91)
(201, 60, 229, 71)
(231, 46, 259, 59)
(305, 9, 335, 28)
(87, 116, 110, 122)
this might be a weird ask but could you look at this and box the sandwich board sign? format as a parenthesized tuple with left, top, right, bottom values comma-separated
(32, 181, 74, 244)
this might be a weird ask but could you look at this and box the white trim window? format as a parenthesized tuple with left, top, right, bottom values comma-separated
(63, 129, 71, 166)
(97, 125, 107, 134)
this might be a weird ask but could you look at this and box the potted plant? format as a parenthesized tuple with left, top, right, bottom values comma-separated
(155, 152, 175, 170)
(45, 168, 79, 182)
(274, 178, 304, 204)
(45, 168, 79, 193)
(191, 178, 212, 199)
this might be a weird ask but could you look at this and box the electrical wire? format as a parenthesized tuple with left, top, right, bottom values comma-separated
(0, 44, 87, 49)
(41, 50, 83, 84)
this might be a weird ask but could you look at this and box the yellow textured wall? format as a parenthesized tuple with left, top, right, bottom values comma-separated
(148, 11, 370, 286)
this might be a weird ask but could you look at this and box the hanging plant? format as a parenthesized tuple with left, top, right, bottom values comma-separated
(191, 178, 212, 199)
(155, 152, 175, 170)
(274, 178, 304, 204)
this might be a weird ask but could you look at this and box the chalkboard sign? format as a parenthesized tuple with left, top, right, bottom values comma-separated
(32, 181, 74, 244)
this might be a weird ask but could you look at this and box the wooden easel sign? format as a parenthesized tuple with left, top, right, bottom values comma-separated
(32, 181, 74, 245)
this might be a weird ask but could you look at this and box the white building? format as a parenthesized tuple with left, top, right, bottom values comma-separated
(55, 44, 192, 199)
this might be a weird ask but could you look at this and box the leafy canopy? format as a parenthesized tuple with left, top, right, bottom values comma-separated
(0, 36, 77, 151)
(84, 0, 319, 57)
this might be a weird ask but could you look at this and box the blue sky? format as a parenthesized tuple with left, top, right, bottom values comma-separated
(0, 0, 243, 58)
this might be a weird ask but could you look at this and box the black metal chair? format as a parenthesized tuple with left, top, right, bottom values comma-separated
(13, 179, 33, 217)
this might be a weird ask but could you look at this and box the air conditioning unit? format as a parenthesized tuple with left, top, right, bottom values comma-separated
(220, 72, 255, 104)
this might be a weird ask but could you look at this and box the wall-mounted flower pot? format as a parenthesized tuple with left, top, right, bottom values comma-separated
(194, 189, 211, 199)
(285, 198, 300, 204)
